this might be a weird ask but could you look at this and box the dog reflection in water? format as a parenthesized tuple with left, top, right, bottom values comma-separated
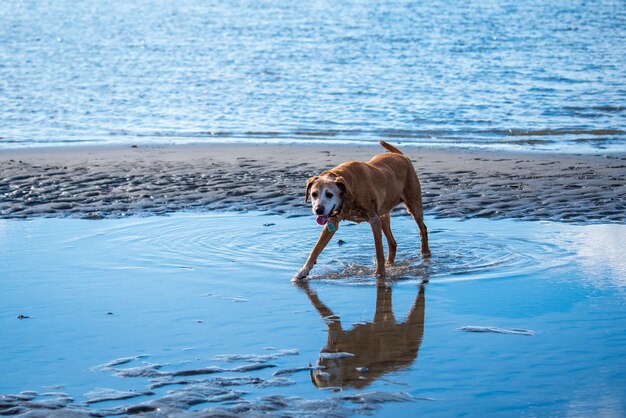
(297, 282, 425, 389)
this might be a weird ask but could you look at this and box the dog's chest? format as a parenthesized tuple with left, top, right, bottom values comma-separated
(344, 206, 370, 223)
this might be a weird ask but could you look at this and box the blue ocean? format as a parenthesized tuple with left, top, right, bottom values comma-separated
(1, 0, 625, 152)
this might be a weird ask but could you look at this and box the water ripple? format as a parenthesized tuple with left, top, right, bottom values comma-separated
(67, 214, 571, 285)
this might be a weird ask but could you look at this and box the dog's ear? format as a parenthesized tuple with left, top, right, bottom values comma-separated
(334, 177, 353, 202)
(305, 176, 319, 203)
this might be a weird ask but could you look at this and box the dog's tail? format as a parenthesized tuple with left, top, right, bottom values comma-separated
(379, 140, 404, 155)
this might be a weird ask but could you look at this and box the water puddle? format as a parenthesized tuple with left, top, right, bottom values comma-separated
(1, 213, 625, 417)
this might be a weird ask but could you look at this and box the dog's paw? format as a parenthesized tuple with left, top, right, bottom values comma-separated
(292, 267, 311, 282)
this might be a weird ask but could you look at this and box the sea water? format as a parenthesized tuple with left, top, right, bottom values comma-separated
(1, 0, 625, 152)
(1, 213, 625, 416)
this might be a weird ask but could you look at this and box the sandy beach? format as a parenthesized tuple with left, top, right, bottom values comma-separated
(1, 143, 624, 223)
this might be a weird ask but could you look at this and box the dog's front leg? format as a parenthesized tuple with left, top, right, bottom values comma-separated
(292, 222, 339, 281)
(369, 214, 386, 278)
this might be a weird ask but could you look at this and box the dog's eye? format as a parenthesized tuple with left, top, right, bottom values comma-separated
(311, 192, 318, 198)
(325, 192, 334, 199)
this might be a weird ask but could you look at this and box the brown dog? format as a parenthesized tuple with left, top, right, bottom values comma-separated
(293, 140, 430, 281)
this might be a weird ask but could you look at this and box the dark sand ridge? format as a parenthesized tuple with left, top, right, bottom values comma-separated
(0, 143, 624, 223)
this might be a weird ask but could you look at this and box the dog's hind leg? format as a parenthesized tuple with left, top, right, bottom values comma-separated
(381, 213, 397, 265)
(403, 182, 431, 257)
(407, 205, 430, 257)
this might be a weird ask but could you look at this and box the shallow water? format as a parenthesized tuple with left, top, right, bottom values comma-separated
(1, 213, 625, 416)
(1, 0, 625, 152)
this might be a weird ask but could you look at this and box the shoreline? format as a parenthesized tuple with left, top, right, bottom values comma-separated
(1, 143, 624, 224)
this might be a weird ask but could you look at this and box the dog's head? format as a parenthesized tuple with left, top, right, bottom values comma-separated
(305, 175, 350, 225)
(310, 355, 369, 389)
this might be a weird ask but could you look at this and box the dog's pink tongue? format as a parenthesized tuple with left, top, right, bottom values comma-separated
(316, 215, 329, 226)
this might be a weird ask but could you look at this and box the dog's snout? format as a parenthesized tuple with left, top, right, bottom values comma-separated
(314, 206, 325, 215)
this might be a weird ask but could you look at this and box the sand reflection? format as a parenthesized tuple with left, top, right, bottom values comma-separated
(297, 282, 425, 389)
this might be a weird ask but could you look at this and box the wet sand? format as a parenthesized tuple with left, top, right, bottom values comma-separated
(1, 143, 625, 416)
(1, 214, 625, 417)
(1, 143, 624, 223)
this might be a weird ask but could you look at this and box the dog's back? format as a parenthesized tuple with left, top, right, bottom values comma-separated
(366, 141, 415, 181)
